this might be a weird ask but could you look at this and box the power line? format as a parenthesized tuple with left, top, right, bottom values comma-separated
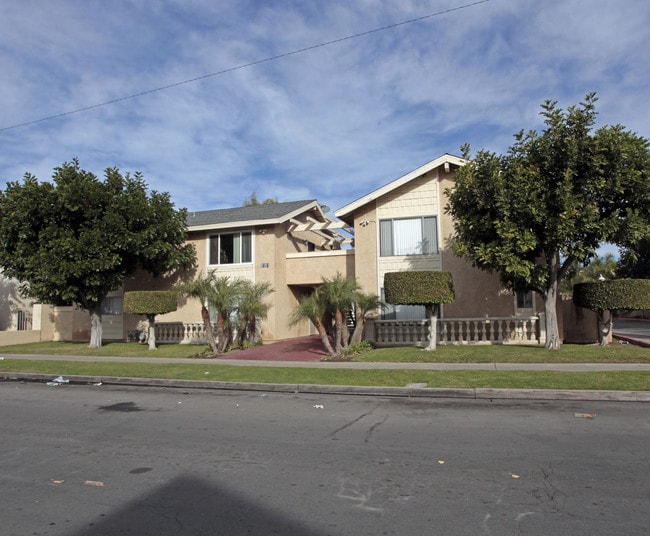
(1, 0, 490, 132)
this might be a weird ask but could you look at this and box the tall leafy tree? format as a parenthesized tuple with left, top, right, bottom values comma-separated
(446, 94, 650, 349)
(618, 238, 650, 279)
(0, 159, 196, 347)
(560, 253, 618, 294)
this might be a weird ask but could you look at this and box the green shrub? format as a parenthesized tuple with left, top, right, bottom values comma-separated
(123, 291, 178, 316)
(573, 279, 650, 312)
(342, 341, 374, 356)
(384, 271, 455, 305)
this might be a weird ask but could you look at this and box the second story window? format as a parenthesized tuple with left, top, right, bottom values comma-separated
(379, 216, 437, 256)
(209, 231, 252, 265)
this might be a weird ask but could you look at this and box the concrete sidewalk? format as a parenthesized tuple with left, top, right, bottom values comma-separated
(2, 352, 649, 402)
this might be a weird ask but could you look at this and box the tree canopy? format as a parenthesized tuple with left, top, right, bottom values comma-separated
(242, 192, 278, 206)
(0, 159, 196, 346)
(445, 94, 650, 349)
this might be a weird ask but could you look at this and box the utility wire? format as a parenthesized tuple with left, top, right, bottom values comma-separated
(1, 0, 490, 132)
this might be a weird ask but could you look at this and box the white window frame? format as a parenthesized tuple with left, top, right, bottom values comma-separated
(208, 231, 253, 266)
(379, 216, 438, 256)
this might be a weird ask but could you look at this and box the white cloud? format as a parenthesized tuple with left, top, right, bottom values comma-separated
(1, 0, 648, 216)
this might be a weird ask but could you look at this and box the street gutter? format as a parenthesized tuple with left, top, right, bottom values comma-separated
(3, 372, 650, 402)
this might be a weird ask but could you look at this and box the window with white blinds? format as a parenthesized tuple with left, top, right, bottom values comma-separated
(379, 216, 437, 256)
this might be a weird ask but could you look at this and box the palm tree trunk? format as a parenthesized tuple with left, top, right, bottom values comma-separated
(216, 312, 232, 354)
(315, 320, 337, 356)
(333, 310, 344, 354)
(350, 316, 365, 344)
(201, 304, 218, 354)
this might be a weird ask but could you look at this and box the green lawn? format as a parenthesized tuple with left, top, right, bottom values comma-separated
(355, 343, 650, 363)
(0, 340, 648, 362)
(1, 341, 648, 391)
(1, 358, 649, 391)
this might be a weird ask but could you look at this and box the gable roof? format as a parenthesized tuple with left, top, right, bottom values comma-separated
(186, 199, 326, 231)
(334, 153, 467, 224)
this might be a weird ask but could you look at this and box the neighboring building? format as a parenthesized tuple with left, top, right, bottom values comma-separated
(32, 154, 565, 345)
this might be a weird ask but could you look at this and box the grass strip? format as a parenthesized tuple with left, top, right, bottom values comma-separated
(2, 359, 649, 391)
(0, 341, 648, 363)
(356, 344, 650, 363)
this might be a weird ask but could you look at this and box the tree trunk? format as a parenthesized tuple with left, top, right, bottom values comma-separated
(88, 307, 103, 348)
(543, 287, 561, 350)
(147, 314, 157, 350)
(248, 315, 258, 344)
(349, 311, 365, 344)
(598, 309, 613, 346)
(315, 320, 337, 356)
(543, 253, 562, 350)
(332, 311, 342, 354)
(216, 313, 231, 354)
(237, 315, 248, 346)
(201, 304, 218, 354)
(423, 304, 437, 351)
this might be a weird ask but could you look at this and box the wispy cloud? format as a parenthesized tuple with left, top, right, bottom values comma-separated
(1, 0, 648, 215)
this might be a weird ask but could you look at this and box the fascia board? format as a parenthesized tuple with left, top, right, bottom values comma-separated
(334, 154, 467, 222)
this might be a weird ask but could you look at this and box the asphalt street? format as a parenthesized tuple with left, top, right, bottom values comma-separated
(1, 382, 649, 535)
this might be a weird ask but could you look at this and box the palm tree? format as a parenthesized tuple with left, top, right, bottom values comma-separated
(349, 291, 383, 344)
(237, 281, 274, 345)
(318, 272, 360, 354)
(207, 276, 247, 353)
(175, 272, 218, 354)
(290, 291, 336, 356)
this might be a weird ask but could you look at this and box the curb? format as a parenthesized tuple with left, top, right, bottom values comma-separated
(3, 373, 650, 402)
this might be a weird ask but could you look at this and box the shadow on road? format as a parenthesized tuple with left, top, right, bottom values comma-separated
(70, 474, 327, 536)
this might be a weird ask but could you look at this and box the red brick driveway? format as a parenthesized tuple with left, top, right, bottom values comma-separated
(220, 335, 327, 362)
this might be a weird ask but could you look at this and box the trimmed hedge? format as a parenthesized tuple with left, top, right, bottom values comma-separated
(384, 271, 455, 305)
(573, 279, 650, 312)
(123, 291, 178, 316)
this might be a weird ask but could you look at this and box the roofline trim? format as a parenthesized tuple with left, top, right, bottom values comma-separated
(334, 153, 467, 221)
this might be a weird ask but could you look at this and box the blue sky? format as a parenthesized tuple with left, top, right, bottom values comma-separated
(1, 0, 648, 257)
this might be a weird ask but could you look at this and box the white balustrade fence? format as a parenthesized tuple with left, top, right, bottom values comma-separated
(155, 316, 544, 347)
(155, 322, 216, 344)
(366, 316, 544, 347)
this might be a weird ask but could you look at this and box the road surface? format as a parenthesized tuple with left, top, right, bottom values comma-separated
(1, 382, 648, 535)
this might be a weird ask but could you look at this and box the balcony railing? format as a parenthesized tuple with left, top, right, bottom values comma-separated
(365, 316, 544, 347)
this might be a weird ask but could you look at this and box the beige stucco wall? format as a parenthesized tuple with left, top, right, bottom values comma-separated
(147, 222, 338, 343)
(351, 170, 445, 300)
(286, 250, 355, 286)
(349, 205, 378, 294)
(438, 169, 518, 318)
(38, 304, 92, 342)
